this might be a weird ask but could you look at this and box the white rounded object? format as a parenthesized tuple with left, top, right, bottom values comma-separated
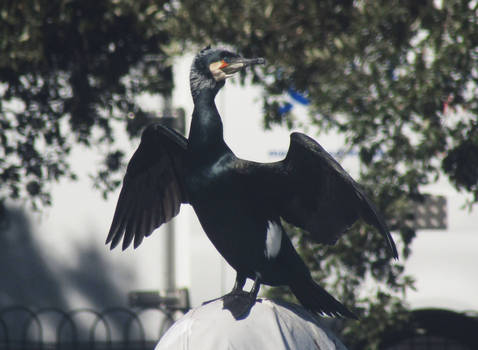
(155, 298, 348, 350)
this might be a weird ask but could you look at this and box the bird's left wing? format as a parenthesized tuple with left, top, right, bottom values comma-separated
(252, 132, 398, 259)
(106, 123, 188, 250)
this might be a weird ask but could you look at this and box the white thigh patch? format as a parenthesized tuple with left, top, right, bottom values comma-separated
(265, 221, 283, 259)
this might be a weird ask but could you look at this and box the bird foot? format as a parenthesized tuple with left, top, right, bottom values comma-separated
(222, 290, 256, 320)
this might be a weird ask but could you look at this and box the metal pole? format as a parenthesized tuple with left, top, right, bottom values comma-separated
(163, 94, 176, 295)
(165, 220, 176, 293)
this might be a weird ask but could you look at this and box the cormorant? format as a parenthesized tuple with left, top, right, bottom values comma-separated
(106, 47, 398, 319)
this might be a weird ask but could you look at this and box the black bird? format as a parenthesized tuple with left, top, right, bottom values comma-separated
(106, 47, 398, 319)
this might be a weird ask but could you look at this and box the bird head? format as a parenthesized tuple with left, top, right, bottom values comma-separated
(190, 47, 265, 98)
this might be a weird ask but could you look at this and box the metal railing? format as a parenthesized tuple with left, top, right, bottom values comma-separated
(0, 306, 181, 350)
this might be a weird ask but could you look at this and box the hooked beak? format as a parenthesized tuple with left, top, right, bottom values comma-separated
(211, 57, 266, 81)
(221, 57, 266, 75)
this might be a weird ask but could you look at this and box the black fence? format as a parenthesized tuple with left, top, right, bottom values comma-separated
(0, 306, 180, 350)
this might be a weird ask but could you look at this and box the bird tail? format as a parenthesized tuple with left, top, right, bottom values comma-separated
(290, 277, 358, 319)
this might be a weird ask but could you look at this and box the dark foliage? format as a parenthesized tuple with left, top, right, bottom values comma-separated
(0, 0, 173, 208)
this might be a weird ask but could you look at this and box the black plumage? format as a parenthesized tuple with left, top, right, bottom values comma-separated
(107, 125, 188, 250)
(106, 47, 398, 319)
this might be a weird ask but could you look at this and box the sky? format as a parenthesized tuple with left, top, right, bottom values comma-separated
(21, 51, 478, 314)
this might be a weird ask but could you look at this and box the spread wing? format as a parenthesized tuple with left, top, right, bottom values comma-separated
(264, 132, 398, 259)
(106, 123, 188, 250)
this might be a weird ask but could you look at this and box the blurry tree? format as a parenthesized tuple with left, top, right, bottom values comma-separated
(0, 0, 173, 209)
(169, 0, 478, 348)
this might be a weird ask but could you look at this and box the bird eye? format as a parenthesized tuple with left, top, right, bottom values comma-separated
(220, 51, 234, 62)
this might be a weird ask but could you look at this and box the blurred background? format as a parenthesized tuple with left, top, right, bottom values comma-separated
(1, 0, 478, 349)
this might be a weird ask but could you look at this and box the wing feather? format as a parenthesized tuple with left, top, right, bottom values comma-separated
(106, 123, 188, 250)
(264, 132, 398, 259)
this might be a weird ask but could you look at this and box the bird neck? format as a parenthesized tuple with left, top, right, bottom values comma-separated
(188, 88, 229, 159)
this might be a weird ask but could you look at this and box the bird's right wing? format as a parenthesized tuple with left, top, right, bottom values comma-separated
(106, 123, 188, 250)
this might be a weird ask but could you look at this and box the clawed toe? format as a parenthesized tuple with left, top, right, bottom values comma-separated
(222, 291, 256, 320)
(202, 296, 223, 305)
